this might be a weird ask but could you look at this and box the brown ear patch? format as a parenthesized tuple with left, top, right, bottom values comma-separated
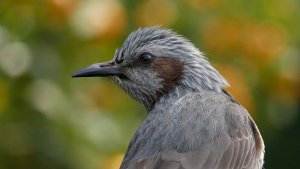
(153, 58, 184, 95)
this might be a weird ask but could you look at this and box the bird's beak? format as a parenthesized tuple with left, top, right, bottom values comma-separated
(72, 61, 124, 78)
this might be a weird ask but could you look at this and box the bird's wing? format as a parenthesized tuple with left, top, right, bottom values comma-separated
(121, 105, 263, 169)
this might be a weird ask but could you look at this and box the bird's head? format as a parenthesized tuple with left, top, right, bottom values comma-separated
(72, 27, 229, 109)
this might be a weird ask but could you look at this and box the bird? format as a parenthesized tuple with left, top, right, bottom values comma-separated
(72, 27, 265, 169)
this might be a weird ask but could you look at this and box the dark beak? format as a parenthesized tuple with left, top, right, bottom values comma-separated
(72, 61, 124, 78)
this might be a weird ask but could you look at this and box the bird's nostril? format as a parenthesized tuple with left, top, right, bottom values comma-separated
(99, 62, 115, 67)
(116, 48, 124, 64)
(116, 58, 123, 64)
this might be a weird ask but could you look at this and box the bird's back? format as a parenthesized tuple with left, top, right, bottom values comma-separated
(120, 89, 264, 169)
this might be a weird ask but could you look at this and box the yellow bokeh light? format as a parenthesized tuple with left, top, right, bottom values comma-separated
(70, 0, 127, 39)
(135, 0, 177, 27)
(0, 77, 10, 113)
(202, 18, 287, 68)
(102, 153, 124, 169)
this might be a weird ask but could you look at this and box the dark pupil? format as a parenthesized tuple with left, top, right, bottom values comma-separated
(141, 54, 151, 63)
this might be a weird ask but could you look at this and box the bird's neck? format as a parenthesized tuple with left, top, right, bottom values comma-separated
(149, 85, 208, 111)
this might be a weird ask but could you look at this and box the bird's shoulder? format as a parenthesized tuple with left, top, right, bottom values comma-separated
(166, 90, 249, 129)
(162, 90, 253, 145)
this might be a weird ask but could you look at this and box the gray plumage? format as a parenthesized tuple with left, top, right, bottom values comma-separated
(72, 27, 265, 169)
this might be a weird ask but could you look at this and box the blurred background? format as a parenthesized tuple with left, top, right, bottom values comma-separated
(0, 0, 299, 169)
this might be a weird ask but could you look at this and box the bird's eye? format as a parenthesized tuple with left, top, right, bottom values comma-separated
(139, 53, 153, 64)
